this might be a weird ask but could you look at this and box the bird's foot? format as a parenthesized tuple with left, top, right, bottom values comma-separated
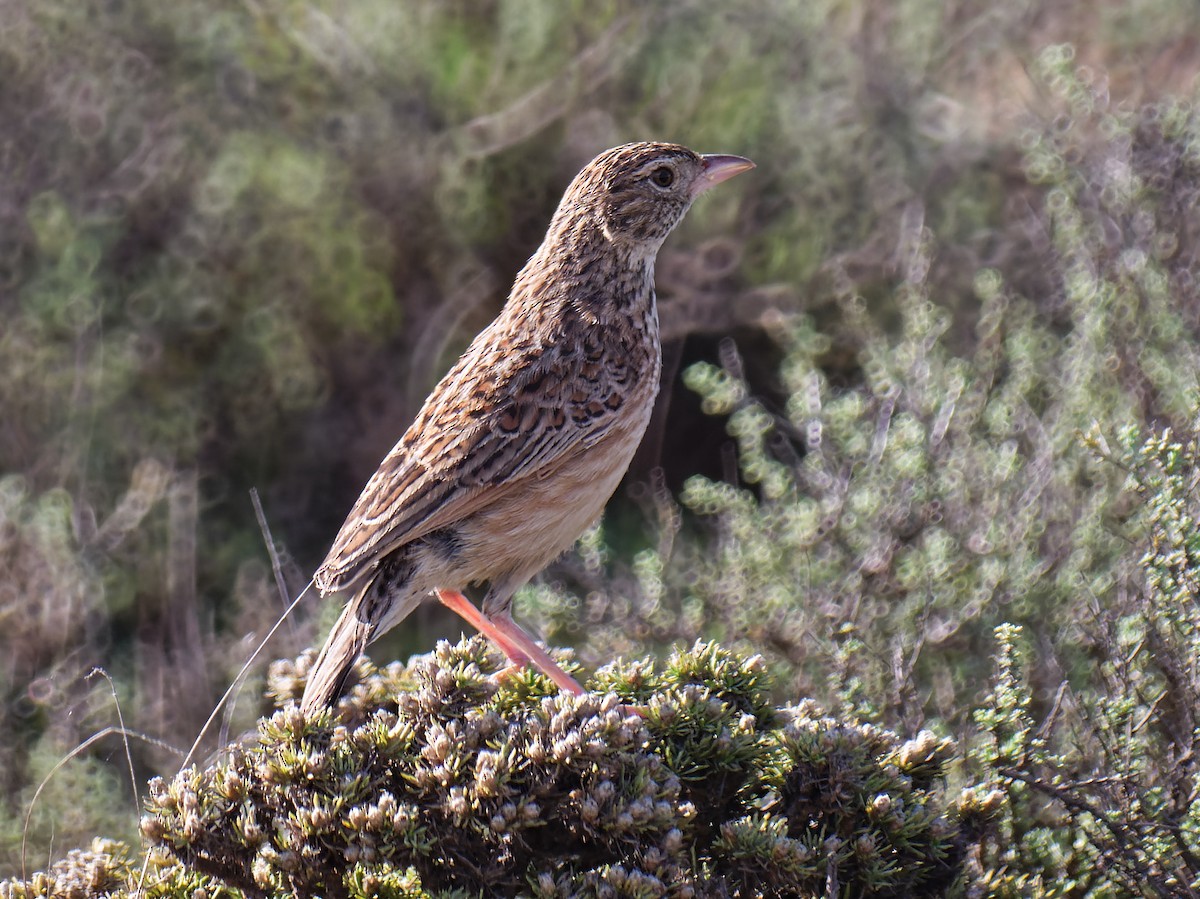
(488, 663, 644, 718)
(433, 590, 643, 715)
(488, 661, 531, 685)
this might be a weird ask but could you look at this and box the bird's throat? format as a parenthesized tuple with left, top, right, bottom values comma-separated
(513, 218, 657, 317)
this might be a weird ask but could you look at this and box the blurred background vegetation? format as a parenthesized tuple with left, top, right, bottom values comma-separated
(6, 0, 1200, 890)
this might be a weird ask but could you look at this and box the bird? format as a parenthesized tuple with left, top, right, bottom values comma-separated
(300, 141, 754, 714)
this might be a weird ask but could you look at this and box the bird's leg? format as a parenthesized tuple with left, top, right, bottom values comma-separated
(481, 611, 586, 697)
(437, 576, 586, 695)
(435, 588, 530, 667)
(487, 612, 647, 716)
(436, 589, 641, 715)
(436, 589, 584, 694)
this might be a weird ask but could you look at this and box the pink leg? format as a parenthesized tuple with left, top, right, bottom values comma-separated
(435, 589, 528, 664)
(485, 613, 586, 697)
(435, 589, 585, 696)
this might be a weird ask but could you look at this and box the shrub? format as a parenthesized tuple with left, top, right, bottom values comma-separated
(4, 640, 984, 898)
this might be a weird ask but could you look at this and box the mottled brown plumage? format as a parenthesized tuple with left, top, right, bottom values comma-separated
(301, 142, 753, 713)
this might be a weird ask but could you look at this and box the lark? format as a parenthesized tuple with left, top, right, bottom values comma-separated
(301, 142, 754, 713)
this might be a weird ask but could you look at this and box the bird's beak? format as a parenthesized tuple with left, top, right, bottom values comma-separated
(692, 154, 755, 197)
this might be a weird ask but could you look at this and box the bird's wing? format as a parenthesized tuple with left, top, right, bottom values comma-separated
(315, 310, 643, 593)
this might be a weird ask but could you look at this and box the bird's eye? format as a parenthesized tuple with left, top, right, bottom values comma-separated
(650, 166, 675, 188)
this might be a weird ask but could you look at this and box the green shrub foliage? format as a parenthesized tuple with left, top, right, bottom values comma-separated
(5, 640, 982, 898)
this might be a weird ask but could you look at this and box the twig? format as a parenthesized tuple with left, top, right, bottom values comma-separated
(142, 577, 316, 894)
(179, 577, 316, 772)
(250, 487, 294, 615)
(1000, 766, 1190, 898)
(91, 668, 141, 825)
(22, 721, 183, 880)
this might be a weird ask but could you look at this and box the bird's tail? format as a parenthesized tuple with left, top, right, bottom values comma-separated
(302, 552, 427, 714)
(300, 590, 376, 714)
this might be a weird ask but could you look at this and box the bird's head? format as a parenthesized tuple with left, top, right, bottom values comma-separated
(558, 141, 754, 256)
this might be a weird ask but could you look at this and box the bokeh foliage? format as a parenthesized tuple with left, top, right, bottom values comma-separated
(5, 0, 1200, 892)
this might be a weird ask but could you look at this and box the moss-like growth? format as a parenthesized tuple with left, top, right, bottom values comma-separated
(3, 640, 978, 898)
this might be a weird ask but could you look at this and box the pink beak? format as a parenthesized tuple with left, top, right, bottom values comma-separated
(692, 154, 755, 197)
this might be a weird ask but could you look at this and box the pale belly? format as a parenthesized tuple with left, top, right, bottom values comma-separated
(453, 418, 646, 585)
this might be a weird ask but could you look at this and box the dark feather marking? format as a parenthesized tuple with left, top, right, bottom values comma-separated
(425, 527, 464, 562)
